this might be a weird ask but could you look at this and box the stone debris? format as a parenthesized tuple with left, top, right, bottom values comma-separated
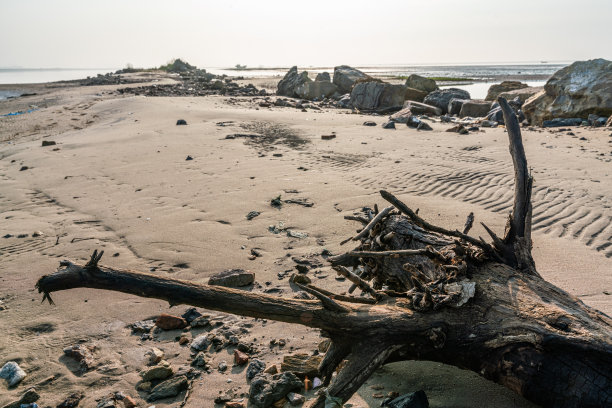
(234, 349, 249, 366)
(147, 375, 189, 401)
(2, 388, 39, 408)
(145, 348, 165, 366)
(56, 392, 84, 408)
(140, 360, 173, 382)
(208, 269, 255, 287)
(246, 359, 266, 380)
(286, 392, 305, 406)
(155, 313, 187, 330)
(63, 344, 97, 372)
(0, 361, 26, 387)
(248, 372, 303, 408)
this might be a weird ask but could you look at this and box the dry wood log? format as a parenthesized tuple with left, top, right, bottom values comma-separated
(36, 98, 612, 408)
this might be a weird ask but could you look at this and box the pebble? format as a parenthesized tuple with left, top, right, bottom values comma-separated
(176, 119, 187, 125)
(234, 349, 249, 366)
(0, 361, 26, 387)
(146, 348, 165, 365)
(155, 313, 187, 330)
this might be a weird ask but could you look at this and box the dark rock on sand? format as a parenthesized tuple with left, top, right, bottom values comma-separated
(542, 118, 584, 127)
(423, 88, 470, 114)
(280, 353, 322, 379)
(57, 392, 84, 408)
(459, 100, 493, 118)
(277, 66, 311, 98)
(381, 390, 429, 408)
(176, 119, 187, 125)
(447, 98, 468, 116)
(382, 121, 396, 129)
(41, 140, 56, 147)
(249, 372, 302, 408)
(403, 101, 442, 116)
(350, 82, 406, 111)
(363, 121, 377, 126)
(148, 375, 189, 401)
(246, 359, 267, 380)
(2, 388, 39, 408)
(208, 269, 255, 287)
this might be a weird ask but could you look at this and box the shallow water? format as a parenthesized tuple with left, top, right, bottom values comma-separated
(0, 68, 116, 85)
(441, 80, 546, 100)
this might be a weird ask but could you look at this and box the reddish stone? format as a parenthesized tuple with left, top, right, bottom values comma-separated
(155, 313, 187, 330)
(234, 349, 249, 366)
(225, 402, 245, 408)
(123, 396, 138, 408)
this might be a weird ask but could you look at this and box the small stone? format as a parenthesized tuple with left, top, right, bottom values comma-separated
(176, 119, 187, 125)
(63, 344, 96, 371)
(122, 396, 137, 408)
(246, 359, 266, 380)
(191, 333, 214, 351)
(249, 372, 303, 408)
(0, 361, 26, 387)
(225, 402, 245, 408)
(264, 364, 278, 375)
(373, 393, 384, 398)
(185, 155, 193, 161)
(2, 388, 40, 408)
(321, 134, 336, 140)
(246, 211, 260, 220)
(178, 333, 191, 345)
(313, 377, 322, 388)
(234, 349, 249, 366)
(140, 361, 173, 382)
(130, 319, 155, 333)
(191, 351, 207, 368)
(155, 313, 187, 330)
(286, 392, 305, 406)
(31, 231, 44, 237)
(289, 274, 311, 285)
(57, 392, 84, 408)
(19, 166, 29, 171)
(41, 140, 56, 146)
(136, 381, 152, 392)
(363, 121, 377, 126)
(145, 348, 164, 365)
(280, 353, 322, 378)
(181, 307, 202, 323)
(147, 375, 189, 401)
(190, 316, 210, 328)
(218, 361, 228, 372)
(209, 269, 255, 287)
(416, 121, 433, 131)
(382, 121, 396, 129)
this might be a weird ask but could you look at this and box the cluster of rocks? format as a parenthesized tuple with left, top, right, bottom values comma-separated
(118, 75, 266, 97)
(77, 73, 149, 86)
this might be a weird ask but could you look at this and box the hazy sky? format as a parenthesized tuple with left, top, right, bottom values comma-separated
(1, 0, 611, 68)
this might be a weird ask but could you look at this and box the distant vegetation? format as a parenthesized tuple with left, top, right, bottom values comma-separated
(235, 64, 247, 70)
(159, 58, 196, 73)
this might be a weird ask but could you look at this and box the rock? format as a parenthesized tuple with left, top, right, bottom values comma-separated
(588, 114, 607, 127)
(523, 59, 612, 126)
(0, 361, 26, 387)
(234, 349, 249, 366)
(607, 116, 612, 127)
(447, 124, 469, 135)
(225, 402, 245, 408)
(480, 120, 498, 128)
(289, 273, 311, 285)
(350, 82, 406, 111)
(190, 315, 210, 327)
(218, 361, 228, 372)
(181, 307, 202, 323)
(191, 333, 215, 351)
(57, 392, 84, 408)
(315, 72, 330, 82)
(140, 361, 173, 382)
(41, 140, 56, 147)
(246, 359, 267, 380)
(416, 121, 433, 131)
(498, 86, 543, 104)
(333, 65, 371, 94)
(336, 94, 351, 108)
(296, 81, 338, 100)
(246, 211, 260, 220)
(459, 100, 493, 118)
(122, 396, 137, 408)
(185, 155, 193, 161)
(423, 88, 470, 114)
(264, 364, 278, 375)
(286, 392, 305, 406)
(208, 269, 255, 287)
(130, 319, 155, 333)
(363, 121, 377, 126)
(321, 134, 336, 140)
(146, 348, 165, 365)
(404, 87, 428, 102)
(404, 74, 438, 94)
(148, 375, 188, 401)
(155, 313, 187, 330)
(447, 98, 467, 116)
(485, 81, 528, 101)
(402, 101, 442, 116)
(248, 372, 303, 408)
(382, 121, 396, 129)
(2, 388, 39, 408)
(191, 351, 207, 368)
(280, 353, 322, 379)
(176, 119, 187, 125)
(277, 66, 311, 98)
(63, 344, 96, 371)
(381, 390, 429, 408)
(542, 118, 584, 128)
(389, 107, 413, 124)
(136, 381, 152, 392)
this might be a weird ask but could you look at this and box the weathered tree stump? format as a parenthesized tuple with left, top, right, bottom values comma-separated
(36, 98, 612, 407)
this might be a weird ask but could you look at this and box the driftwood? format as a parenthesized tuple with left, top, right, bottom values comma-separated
(36, 98, 612, 408)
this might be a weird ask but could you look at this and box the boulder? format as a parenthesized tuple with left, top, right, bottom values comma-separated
(315, 72, 330, 82)
(277, 66, 311, 98)
(249, 372, 302, 408)
(485, 81, 528, 101)
(423, 88, 471, 114)
(333, 65, 371, 94)
(459, 100, 493, 118)
(498, 86, 543, 104)
(350, 82, 406, 111)
(404, 74, 438, 93)
(447, 98, 468, 116)
(404, 87, 428, 102)
(523, 59, 612, 125)
(389, 108, 413, 124)
(403, 101, 442, 116)
(208, 269, 254, 287)
(295, 81, 338, 100)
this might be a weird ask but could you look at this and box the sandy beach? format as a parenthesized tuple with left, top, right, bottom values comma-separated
(0, 72, 610, 407)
